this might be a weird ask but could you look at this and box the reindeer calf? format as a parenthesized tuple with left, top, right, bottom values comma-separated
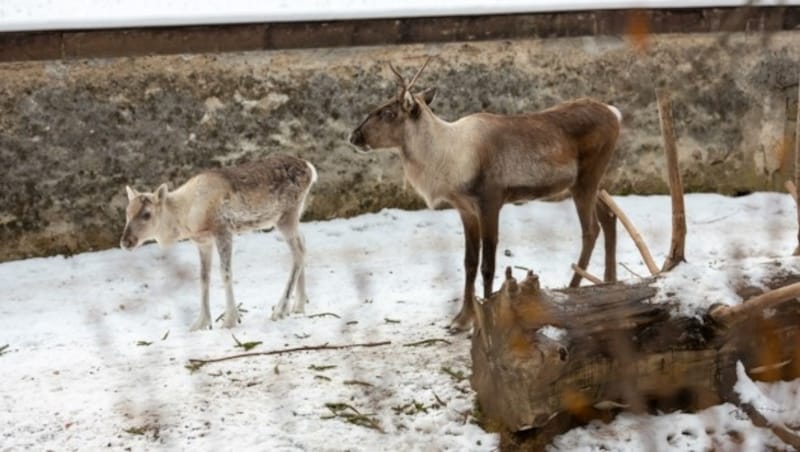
(120, 155, 317, 331)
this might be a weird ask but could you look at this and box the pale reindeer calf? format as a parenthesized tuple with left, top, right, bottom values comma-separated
(120, 155, 317, 331)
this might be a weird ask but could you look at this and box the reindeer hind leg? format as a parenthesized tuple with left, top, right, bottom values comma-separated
(596, 199, 617, 282)
(272, 212, 305, 320)
(568, 187, 601, 288)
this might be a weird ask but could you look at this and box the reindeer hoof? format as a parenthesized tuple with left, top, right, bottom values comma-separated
(292, 301, 308, 315)
(271, 309, 287, 321)
(189, 316, 211, 332)
(448, 311, 474, 334)
(222, 312, 240, 329)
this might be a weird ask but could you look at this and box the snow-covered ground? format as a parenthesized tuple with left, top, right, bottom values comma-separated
(2, 0, 800, 32)
(2, 192, 800, 451)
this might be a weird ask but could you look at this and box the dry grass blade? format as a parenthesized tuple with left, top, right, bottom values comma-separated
(323, 402, 384, 433)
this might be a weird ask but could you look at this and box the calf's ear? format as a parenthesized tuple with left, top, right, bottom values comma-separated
(155, 183, 169, 204)
(126, 186, 138, 201)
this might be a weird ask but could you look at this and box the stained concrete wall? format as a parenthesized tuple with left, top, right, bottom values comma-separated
(1, 32, 799, 261)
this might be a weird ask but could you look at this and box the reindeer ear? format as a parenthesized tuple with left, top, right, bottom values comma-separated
(155, 183, 169, 204)
(126, 186, 138, 201)
(420, 87, 437, 106)
(402, 90, 417, 112)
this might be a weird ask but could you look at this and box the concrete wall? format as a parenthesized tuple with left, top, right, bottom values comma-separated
(1, 32, 799, 261)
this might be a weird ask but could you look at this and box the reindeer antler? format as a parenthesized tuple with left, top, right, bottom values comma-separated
(406, 56, 432, 91)
(388, 63, 407, 91)
(388, 56, 432, 93)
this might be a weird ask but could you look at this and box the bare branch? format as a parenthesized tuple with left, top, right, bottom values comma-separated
(710, 281, 800, 328)
(570, 263, 603, 285)
(403, 338, 452, 347)
(599, 190, 659, 276)
(186, 341, 391, 371)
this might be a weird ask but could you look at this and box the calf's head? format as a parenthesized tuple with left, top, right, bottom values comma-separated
(349, 58, 436, 152)
(120, 184, 169, 250)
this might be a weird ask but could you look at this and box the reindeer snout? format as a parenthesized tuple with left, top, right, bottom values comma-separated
(349, 129, 365, 147)
(120, 233, 137, 250)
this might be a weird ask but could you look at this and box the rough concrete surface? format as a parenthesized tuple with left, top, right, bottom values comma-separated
(1, 33, 798, 261)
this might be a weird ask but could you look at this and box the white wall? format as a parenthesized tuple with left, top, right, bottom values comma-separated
(1, 0, 797, 33)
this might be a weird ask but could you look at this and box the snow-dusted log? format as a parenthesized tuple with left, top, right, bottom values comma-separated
(470, 264, 800, 450)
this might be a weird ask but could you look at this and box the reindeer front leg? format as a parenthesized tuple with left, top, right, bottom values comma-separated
(191, 240, 213, 331)
(291, 234, 309, 314)
(215, 229, 240, 328)
(452, 209, 480, 330)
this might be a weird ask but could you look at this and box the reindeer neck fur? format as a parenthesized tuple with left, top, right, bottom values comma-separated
(154, 179, 203, 246)
(400, 106, 481, 208)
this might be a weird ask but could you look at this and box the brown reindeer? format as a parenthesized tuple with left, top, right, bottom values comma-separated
(350, 59, 620, 330)
(120, 155, 317, 331)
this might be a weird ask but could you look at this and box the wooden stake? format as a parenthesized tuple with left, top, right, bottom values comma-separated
(656, 89, 687, 271)
(570, 263, 603, 285)
(794, 80, 800, 256)
(599, 190, 659, 276)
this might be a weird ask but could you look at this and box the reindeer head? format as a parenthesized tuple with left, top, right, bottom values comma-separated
(349, 58, 437, 151)
(120, 184, 169, 250)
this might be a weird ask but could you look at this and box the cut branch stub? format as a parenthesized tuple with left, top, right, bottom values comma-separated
(794, 79, 800, 256)
(655, 88, 687, 272)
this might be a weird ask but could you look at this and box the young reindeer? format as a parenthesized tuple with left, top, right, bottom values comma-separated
(349, 59, 620, 330)
(120, 155, 317, 331)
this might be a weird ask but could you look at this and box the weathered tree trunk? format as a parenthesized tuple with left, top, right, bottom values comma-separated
(470, 263, 800, 450)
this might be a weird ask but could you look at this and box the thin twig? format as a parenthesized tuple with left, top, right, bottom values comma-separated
(570, 264, 603, 285)
(403, 338, 452, 347)
(308, 312, 341, 319)
(343, 380, 374, 387)
(619, 262, 645, 279)
(599, 190, 659, 276)
(186, 341, 391, 371)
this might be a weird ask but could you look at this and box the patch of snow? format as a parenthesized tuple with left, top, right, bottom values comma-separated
(2, 192, 800, 449)
(538, 325, 567, 342)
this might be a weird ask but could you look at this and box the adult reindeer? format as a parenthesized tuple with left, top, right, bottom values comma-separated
(349, 58, 620, 330)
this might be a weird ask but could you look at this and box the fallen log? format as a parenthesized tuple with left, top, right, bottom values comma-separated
(470, 261, 800, 450)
